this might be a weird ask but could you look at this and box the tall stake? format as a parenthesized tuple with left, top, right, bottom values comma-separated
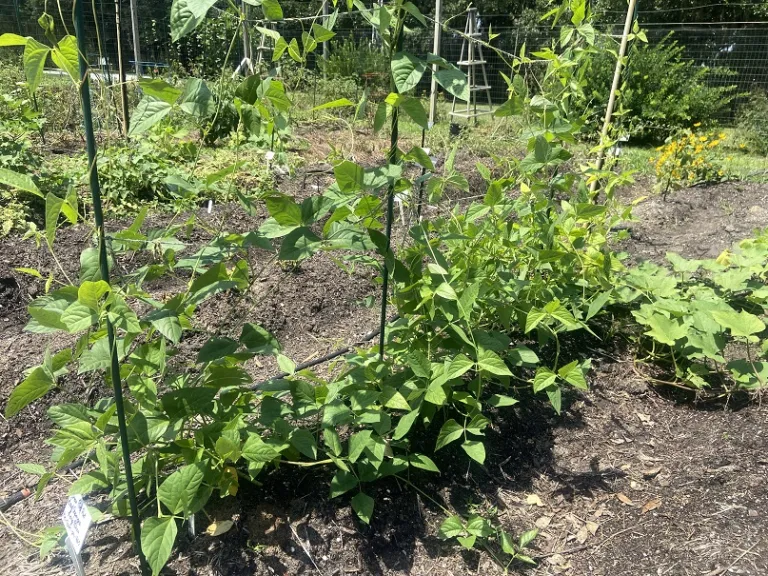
(379, 10, 403, 360)
(428, 0, 442, 126)
(129, 0, 142, 78)
(73, 0, 146, 571)
(114, 0, 130, 135)
(590, 0, 638, 195)
(322, 0, 329, 77)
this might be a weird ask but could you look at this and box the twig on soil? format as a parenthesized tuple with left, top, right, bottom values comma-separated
(704, 542, 760, 576)
(288, 521, 327, 576)
(535, 520, 652, 560)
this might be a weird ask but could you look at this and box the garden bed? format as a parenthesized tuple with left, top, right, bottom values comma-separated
(1, 144, 767, 575)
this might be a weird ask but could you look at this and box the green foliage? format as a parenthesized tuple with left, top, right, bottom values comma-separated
(169, 9, 242, 79)
(320, 35, 389, 93)
(584, 34, 737, 140)
(736, 91, 768, 156)
(618, 235, 768, 391)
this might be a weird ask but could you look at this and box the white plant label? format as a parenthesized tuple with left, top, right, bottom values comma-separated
(62, 495, 92, 554)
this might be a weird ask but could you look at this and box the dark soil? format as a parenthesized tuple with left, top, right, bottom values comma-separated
(1, 131, 767, 576)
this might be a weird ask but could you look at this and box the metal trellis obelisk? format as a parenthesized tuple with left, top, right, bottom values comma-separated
(449, 7, 493, 123)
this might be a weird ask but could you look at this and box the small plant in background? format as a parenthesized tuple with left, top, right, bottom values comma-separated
(652, 126, 728, 198)
(737, 90, 768, 156)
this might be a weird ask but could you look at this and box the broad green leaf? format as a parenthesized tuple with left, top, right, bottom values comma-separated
(466, 515, 493, 538)
(519, 528, 539, 548)
(6, 367, 54, 417)
(334, 160, 365, 193)
(644, 314, 688, 346)
(393, 409, 419, 440)
(712, 309, 766, 339)
(435, 68, 469, 101)
(50, 36, 79, 81)
(158, 463, 205, 515)
(495, 93, 524, 116)
(438, 515, 464, 539)
(0, 33, 28, 46)
(215, 436, 241, 462)
(435, 282, 458, 300)
(266, 195, 303, 226)
(391, 52, 426, 93)
(409, 453, 439, 472)
(170, 0, 217, 41)
(138, 78, 182, 105)
(351, 492, 374, 524)
(205, 365, 251, 388)
(435, 419, 463, 450)
(399, 96, 428, 129)
(78, 280, 110, 311)
(446, 354, 474, 379)
(16, 462, 47, 476)
(0, 167, 43, 197)
(457, 535, 476, 549)
(60, 301, 98, 333)
(508, 345, 539, 366)
(146, 310, 182, 344)
(242, 433, 280, 463)
(558, 360, 589, 390)
(525, 308, 547, 333)
(487, 394, 518, 407)
(279, 227, 321, 261)
(329, 470, 357, 498)
(23, 38, 50, 93)
(532, 367, 557, 392)
(128, 98, 172, 136)
(311, 22, 335, 42)
(261, 0, 284, 20)
(373, 101, 387, 133)
(197, 337, 239, 362)
(290, 429, 318, 459)
(311, 98, 355, 112)
(179, 78, 214, 118)
(477, 349, 512, 376)
(141, 516, 177, 576)
(240, 323, 281, 355)
(461, 440, 486, 464)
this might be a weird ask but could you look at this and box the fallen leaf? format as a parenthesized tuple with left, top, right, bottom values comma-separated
(616, 493, 634, 506)
(206, 520, 234, 537)
(641, 498, 662, 514)
(586, 521, 599, 535)
(636, 412, 651, 423)
(593, 507, 606, 518)
(642, 466, 662, 479)
(630, 480, 641, 490)
(526, 494, 544, 507)
(535, 516, 552, 529)
(575, 525, 589, 544)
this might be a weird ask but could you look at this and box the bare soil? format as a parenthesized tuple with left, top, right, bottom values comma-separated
(1, 133, 767, 576)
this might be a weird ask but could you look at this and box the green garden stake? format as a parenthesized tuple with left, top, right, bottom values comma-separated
(73, 0, 147, 572)
(378, 7, 404, 360)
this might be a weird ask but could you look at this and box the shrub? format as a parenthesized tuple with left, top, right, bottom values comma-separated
(320, 35, 389, 93)
(651, 126, 727, 197)
(736, 90, 768, 156)
(585, 33, 737, 141)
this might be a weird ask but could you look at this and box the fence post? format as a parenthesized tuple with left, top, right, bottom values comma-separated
(114, 0, 130, 134)
(429, 0, 442, 125)
(129, 0, 141, 78)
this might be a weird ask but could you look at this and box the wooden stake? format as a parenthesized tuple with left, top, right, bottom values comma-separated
(114, 0, 129, 135)
(429, 0, 442, 125)
(590, 0, 638, 195)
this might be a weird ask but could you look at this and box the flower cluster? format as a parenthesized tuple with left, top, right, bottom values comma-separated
(651, 125, 727, 196)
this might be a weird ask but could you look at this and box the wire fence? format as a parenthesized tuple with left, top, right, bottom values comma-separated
(1, 1, 767, 126)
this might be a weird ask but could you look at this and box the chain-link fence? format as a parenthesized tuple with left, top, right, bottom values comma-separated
(1, 1, 767, 125)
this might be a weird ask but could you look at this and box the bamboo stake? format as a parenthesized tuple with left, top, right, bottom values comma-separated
(590, 0, 638, 196)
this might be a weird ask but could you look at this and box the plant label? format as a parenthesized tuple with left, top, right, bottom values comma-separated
(62, 495, 92, 554)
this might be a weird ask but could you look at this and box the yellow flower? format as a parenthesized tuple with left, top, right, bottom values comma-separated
(739, 143, 746, 149)
(719, 132, 726, 139)
(699, 136, 707, 142)
(693, 122, 702, 127)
